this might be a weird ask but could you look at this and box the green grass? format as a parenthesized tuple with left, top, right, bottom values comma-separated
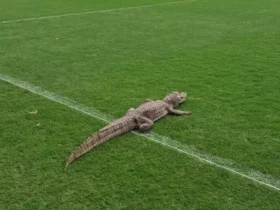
(1, 0, 280, 209)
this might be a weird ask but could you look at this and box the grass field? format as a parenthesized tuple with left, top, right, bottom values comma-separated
(1, 0, 280, 209)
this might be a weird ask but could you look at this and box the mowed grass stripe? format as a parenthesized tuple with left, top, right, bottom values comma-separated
(1, 73, 279, 192)
(0, 0, 195, 24)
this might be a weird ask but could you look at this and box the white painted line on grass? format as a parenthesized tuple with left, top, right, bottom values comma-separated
(1, 73, 280, 192)
(0, 0, 195, 25)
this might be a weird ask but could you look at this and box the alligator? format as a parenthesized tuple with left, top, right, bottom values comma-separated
(65, 91, 191, 169)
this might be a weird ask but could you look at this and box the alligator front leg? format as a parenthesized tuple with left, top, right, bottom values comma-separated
(167, 107, 192, 115)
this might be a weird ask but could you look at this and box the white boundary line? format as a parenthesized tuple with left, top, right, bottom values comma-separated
(0, 0, 195, 25)
(0, 73, 280, 192)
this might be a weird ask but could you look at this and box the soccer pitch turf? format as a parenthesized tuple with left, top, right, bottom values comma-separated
(0, 0, 280, 209)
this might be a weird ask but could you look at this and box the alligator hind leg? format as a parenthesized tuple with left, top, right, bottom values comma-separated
(126, 108, 135, 115)
(136, 116, 153, 131)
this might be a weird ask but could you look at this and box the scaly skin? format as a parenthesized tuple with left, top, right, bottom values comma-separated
(65, 91, 191, 169)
